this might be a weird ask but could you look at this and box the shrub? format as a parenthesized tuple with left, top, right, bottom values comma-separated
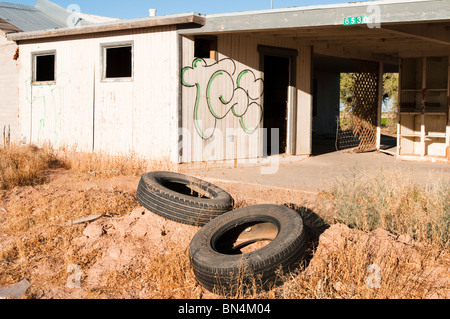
(327, 168, 450, 247)
(0, 144, 61, 190)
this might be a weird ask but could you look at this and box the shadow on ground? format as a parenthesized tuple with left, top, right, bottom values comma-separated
(284, 203, 330, 267)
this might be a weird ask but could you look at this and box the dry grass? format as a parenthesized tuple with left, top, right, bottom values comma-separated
(1, 187, 138, 235)
(0, 143, 175, 186)
(326, 168, 450, 247)
(97, 246, 198, 299)
(0, 185, 138, 291)
(0, 143, 61, 190)
(1, 144, 449, 299)
(57, 145, 175, 178)
(277, 235, 448, 299)
(263, 168, 450, 299)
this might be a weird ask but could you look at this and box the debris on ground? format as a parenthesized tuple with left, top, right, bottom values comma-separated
(0, 279, 30, 299)
(65, 214, 104, 226)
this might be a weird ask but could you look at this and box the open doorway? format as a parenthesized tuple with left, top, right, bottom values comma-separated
(312, 53, 399, 156)
(263, 55, 290, 156)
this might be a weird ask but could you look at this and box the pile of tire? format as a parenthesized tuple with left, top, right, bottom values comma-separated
(136, 171, 308, 295)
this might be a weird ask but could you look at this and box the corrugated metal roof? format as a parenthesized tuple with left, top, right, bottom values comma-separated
(0, 1, 66, 32)
(0, 0, 120, 33)
(0, 16, 21, 32)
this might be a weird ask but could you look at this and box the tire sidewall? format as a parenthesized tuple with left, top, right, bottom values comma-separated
(140, 171, 233, 207)
(190, 204, 305, 272)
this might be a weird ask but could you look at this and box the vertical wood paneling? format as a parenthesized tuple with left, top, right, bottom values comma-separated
(0, 33, 19, 143)
(60, 36, 95, 152)
(18, 26, 179, 160)
(181, 33, 312, 163)
(296, 44, 313, 155)
(17, 27, 313, 163)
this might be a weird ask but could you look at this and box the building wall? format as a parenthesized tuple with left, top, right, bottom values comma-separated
(180, 34, 312, 163)
(17, 26, 180, 161)
(0, 30, 19, 144)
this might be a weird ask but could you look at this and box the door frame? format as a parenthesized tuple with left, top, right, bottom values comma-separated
(258, 45, 298, 156)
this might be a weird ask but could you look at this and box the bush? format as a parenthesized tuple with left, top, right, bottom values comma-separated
(0, 144, 61, 190)
(327, 169, 450, 247)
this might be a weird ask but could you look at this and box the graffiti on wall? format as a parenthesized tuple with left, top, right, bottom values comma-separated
(182, 58, 264, 140)
(25, 73, 71, 147)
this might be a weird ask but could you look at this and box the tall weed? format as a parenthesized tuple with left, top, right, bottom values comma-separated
(327, 169, 450, 246)
(0, 144, 61, 190)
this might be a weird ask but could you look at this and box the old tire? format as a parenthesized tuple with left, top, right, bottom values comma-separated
(189, 204, 308, 294)
(136, 171, 234, 226)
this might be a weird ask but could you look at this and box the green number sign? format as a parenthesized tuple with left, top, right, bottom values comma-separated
(344, 16, 370, 25)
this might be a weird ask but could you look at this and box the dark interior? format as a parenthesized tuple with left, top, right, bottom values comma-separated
(105, 46, 132, 78)
(35, 54, 55, 82)
(263, 55, 290, 156)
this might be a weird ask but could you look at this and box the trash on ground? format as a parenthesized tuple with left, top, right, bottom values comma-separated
(65, 214, 103, 226)
(0, 279, 31, 299)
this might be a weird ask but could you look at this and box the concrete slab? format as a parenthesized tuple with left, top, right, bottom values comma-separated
(184, 150, 449, 194)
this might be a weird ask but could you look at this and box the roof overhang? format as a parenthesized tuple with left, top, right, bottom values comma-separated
(178, 0, 449, 35)
(7, 13, 206, 42)
(5, 0, 449, 64)
(177, 0, 450, 64)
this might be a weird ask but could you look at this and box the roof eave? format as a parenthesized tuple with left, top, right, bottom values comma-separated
(178, 0, 450, 35)
(7, 13, 205, 41)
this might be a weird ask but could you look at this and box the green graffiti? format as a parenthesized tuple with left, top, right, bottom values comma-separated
(193, 83, 209, 140)
(237, 70, 249, 88)
(25, 73, 71, 147)
(181, 58, 264, 140)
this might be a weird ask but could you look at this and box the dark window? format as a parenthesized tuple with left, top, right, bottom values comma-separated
(35, 54, 55, 82)
(194, 37, 217, 60)
(105, 46, 132, 78)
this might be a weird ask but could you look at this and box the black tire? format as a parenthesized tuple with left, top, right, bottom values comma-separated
(136, 171, 234, 226)
(189, 204, 308, 295)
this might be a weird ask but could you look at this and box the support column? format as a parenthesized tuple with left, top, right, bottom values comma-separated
(376, 62, 384, 150)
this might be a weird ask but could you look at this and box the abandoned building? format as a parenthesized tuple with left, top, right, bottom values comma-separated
(1, 0, 449, 164)
(0, 0, 117, 143)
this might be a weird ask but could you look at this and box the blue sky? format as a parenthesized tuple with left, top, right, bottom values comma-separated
(5, 0, 368, 19)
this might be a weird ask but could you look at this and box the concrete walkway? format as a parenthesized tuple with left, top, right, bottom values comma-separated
(185, 149, 450, 194)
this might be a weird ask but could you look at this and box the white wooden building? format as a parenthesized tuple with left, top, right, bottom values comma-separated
(0, 0, 118, 145)
(0, 17, 20, 145)
(5, 0, 450, 163)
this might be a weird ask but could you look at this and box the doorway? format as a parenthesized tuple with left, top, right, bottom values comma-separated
(263, 55, 290, 156)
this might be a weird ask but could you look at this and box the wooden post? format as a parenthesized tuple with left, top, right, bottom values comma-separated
(376, 62, 383, 150)
(447, 56, 450, 161)
(420, 57, 427, 157)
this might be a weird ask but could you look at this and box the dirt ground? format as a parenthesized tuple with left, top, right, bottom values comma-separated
(0, 167, 332, 299)
(1, 167, 449, 299)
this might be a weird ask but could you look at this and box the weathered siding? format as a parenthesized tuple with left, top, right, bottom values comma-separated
(181, 34, 312, 163)
(18, 26, 179, 160)
(0, 31, 19, 144)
